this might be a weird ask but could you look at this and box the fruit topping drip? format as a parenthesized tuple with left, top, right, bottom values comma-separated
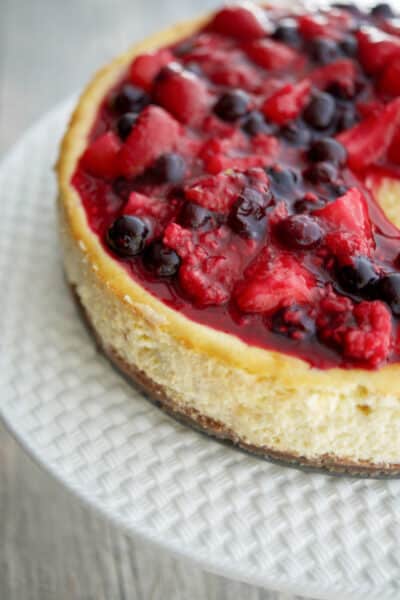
(73, 2, 400, 369)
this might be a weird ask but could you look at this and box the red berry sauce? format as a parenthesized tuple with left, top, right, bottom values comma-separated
(72, 2, 400, 369)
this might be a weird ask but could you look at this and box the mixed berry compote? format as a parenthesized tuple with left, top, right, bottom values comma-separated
(72, 1, 400, 369)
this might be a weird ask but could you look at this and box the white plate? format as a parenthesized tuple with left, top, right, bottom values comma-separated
(1, 99, 400, 600)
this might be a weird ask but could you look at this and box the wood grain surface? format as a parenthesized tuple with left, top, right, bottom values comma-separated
(0, 1, 306, 598)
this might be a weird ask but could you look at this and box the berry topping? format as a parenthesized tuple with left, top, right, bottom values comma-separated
(73, 1, 400, 370)
(118, 105, 181, 178)
(117, 113, 138, 140)
(178, 203, 215, 230)
(111, 84, 150, 114)
(308, 138, 347, 165)
(241, 111, 272, 136)
(130, 48, 174, 90)
(107, 215, 149, 257)
(310, 37, 342, 64)
(303, 91, 336, 129)
(228, 188, 270, 239)
(262, 79, 311, 125)
(154, 63, 210, 125)
(214, 90, 251, 121)
(272, 18, 301, 47)
(81, 132, 121, 179)
(336, 256, 379, 297)
(376, 274, 400, 315)
(144, 241, 181, 277)
(276, 215, 323, 250)
(371, 3, 395, 19)
(152, 153, 186, 184)
(208, 3, 269, 40)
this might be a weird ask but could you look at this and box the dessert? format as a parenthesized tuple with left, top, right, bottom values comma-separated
(58, 2, 400, 475)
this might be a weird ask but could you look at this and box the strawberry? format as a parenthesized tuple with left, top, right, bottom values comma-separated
(243, 39, 297, 70)
(118, 106, 181, 178)
(208, 4, 269, 40)
(261, 79, 311, 125)
(337, 98, 400, 171)
(314, 188, 374, 258)
(315, 188, 372, 239)
(153, 63, 210, 125)
(235, 248, 315, 313)
(357, 26, 400, 75)
(81, 132, 121, 179)
(310, 59, 358, 95)
(297, 9, 353, 41)
(129, 48, 173, 91)
(379, 56, 400, 97)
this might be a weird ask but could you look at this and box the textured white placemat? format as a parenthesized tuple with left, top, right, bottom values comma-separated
(1, 99, 400, 600)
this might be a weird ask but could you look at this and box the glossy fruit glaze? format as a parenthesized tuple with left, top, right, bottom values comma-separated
(72, 1, 400, 369)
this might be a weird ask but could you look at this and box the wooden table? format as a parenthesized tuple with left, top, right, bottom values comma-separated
(0, 1, 301, 598)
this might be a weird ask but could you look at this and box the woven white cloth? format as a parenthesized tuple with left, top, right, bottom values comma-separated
(1, 100, 400, 600)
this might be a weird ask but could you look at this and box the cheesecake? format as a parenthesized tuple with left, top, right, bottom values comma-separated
(57, 1, 400, 475)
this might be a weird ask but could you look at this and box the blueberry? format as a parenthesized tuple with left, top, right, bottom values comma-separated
(326, 82, 356, 101)
(111, 84, 150, 114)
(178, 202, 214, 230)
(371, 3, 395, 18)
(309, 38, 342, 65)
(336, 104, 358, 132)
(340, 34, 358, 57)
(117, 112, 138, 140)
(376, 273, 400, 315)
(305, 161, 338, 184)
(143, 241, 181, 277)
(280, 121, 311, 147)
(332, 3, 362, 14)
(276, 215, 322, 250)
(185, 62, 202, 76)
(173, 38, 195, 56)
(106, 215, 149, 257)
(152, 153, 186, 184)
(228, 189, 269, 239)
(241, 111, 272, 136)
(294, 196, 325, 213)
(336, 257, 379, 298)
(112, 177, 135, 201)
(303, 92, 336, 129)
(271, 306, 315, 339)
(308, 137, 347, 166)
(272, 18, 301, 47)
(265, 166, 300, 197)
(214, 90, 250, 121)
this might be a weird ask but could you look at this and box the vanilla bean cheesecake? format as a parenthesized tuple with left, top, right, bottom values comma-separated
(57, 2, 400, 475)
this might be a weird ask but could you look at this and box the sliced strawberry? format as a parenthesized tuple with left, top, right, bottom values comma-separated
(118, 106, 181, 178)
(357, 26, 400, 75)
(315, 188, 372, 238)
(310, 59, 358, 95)
(379, 56, 400, 97)
(337, 98, 400, 171)
(235, 248, 315, 313)
(153, 63, 210, 125)
(261, 79, 311, 125)
(357, 100, 385, 120)
(123, 191, 180, 237)
(164, 223, 255, 306)
(208, 4, 269, 40)
(243, 39, 297, 70)
(81, 132, 121, 179)
(129, 48, 173, 91)
(297, 9, 353, 41)
(208, 59, 261, 91)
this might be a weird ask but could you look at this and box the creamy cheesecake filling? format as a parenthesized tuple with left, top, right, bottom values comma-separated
(72, 1, 400, 370)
